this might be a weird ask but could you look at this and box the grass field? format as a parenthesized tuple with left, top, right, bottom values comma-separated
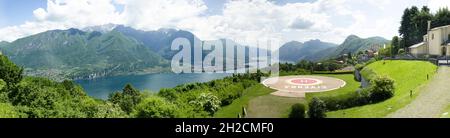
(246, 95, 304, 118)
(214, 84, 275, 118)
(327, 60, 437, 118)
(305, 74, 360, 102)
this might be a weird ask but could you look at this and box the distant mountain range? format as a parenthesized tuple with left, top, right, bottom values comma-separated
(0, 25, 261, 80)
(279, 35, 389, 62)
(0, 24, 389, 80)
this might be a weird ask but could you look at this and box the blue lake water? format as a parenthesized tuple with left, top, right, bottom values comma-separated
(75, 73, 231, 99)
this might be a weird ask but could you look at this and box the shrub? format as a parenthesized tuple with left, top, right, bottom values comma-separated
(0, 55, 23, 86)
(368, 76, 395, 102)
(308, 98, 326, 118)
(189, 93, 221, 115)
(108, 84, 143, 114)
(133, 96, 179, 118)
(289, 103, 306, 118)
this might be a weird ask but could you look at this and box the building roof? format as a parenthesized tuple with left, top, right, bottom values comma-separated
(409, 42, 425, 48)
(431, 25, 450, 31)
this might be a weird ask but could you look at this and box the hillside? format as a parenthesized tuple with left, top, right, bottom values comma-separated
(326, 35, 389, 58)
(327, 60, 437, 117)
(279, 35, 389, 62)
(0, 28, 168, 80)
(113, 25, 198, 60)
(278, 39, 337, 62)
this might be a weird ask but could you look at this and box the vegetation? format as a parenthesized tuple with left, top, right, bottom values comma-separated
(0, 54, 272, 118)
(214, 84, 274, 118)
(399, 6, 450, 49)
(0, 55, 128, 118)
(308, 98, 326, 118)
(327, 60, 437, 118)
(289, 103, 306, 118)
(108, 84, 144, 114)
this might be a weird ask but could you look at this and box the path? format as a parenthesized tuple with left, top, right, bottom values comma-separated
(388, 66, 450, 118)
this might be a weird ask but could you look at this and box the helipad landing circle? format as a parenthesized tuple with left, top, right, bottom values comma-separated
(262, 75, 346, 98)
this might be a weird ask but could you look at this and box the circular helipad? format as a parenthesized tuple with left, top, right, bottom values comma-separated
(262, 75, 346, 98)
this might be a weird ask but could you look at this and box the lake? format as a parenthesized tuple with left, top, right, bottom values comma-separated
(75, 73, 232, 99)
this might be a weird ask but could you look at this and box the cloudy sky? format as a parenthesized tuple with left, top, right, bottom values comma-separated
(0, 0, 449, 45)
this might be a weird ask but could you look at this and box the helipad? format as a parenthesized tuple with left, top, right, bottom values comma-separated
(262, 75, 346, 98)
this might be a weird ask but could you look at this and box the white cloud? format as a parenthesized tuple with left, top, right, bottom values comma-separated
(1, 0, 450, 45)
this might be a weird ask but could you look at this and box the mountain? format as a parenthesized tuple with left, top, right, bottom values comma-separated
(326, 35, 389, 58)
(82, 23, 118, 33)
(113, 25, 198, 60)
(0, 41, 7, 55)
(0, 28, 168, 80)
(278, 35, 389, 62)
(278, 39, 338, 62)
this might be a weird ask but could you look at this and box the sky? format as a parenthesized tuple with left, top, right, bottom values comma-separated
(0, 0, 449, 45)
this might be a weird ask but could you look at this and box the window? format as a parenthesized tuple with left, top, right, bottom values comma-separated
(432, 33, 434, 40)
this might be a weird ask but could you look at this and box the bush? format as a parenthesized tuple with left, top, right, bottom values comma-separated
(289, 103, 306, 118)
(189, 93, 221, 115)
(314, 75, 395, 112)
(308, 98, 326, 118)
(0, 55, 23, 86)
(368, 76, 395, 102)
(108, 84, 143, 114)
(133, 96, 179, 118)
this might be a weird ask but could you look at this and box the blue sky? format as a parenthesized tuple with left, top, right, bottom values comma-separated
(0, 0, 46, 27)
(0, 0, 448, 45)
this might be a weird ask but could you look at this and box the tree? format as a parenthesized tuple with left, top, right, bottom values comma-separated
(289, 103, 306, 118)
(0, 55, 23, 86)
(414, 6, 433, 43)
(399, 6, 419, 48)
(189, 93, 221, 115)
(369, 76, 395, 102)
(108, 84, 143, 114)
(308, 97, 326, 118)
(432, 7, 450, 28)
(133, 96, 178, 118)
(391, 36, 400, 56)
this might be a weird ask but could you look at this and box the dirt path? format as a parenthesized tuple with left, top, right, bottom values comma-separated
(388, 66, 450, 118)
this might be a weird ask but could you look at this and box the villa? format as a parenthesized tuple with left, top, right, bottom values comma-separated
(409, 21, 450, 57)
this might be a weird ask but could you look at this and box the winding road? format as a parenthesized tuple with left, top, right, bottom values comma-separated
(388, 66, 450, 118)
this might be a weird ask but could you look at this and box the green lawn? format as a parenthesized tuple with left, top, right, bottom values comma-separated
(214, 84, 275, 118)
(246, 95, 304, 118)
(327, 60, 437, 118)
(305, 74, 360, 102)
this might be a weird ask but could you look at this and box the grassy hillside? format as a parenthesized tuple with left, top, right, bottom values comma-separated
(214, 84, 275, 118)
(327, 60, 437, 118)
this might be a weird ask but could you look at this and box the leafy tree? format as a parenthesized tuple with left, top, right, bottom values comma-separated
(133, 96, 178, 118)
(189, 93, 221, 115)
(289, 103, 306, 118)
(109, 84, 143, 114)
(391, 36, 400, 56)
(0, 55, 23, 86)
(369, 76, 395, 102)
(415, 6, 433, 42)
(83, 100, 128, 118)
(399, 6, 420, 48)
(0, 79, 5, 92)
(433, 7, 450, 28)
(308, 97, 326, 118)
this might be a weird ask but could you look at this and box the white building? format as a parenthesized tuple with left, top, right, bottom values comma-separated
(409, 21, 450, 57)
